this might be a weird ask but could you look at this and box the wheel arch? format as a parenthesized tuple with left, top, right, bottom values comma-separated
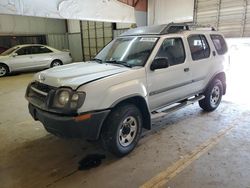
(110, 95, 151, 130)
(0, 62, 10, 73)
(207, 72, 226, 95)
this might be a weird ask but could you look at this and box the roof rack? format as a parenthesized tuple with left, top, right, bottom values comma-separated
(161, 22, 216, 34)
(188, 23, 216, 31)
(120, 22, 216, 36)
(160, 22, 190, 34)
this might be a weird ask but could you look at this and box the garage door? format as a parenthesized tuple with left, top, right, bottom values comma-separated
(195, 0, 250, 37)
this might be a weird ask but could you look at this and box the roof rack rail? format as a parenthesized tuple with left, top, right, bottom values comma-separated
(160, 22, 216, 35)
(188, 23, 216, 31)
(120, 22, 216, 37)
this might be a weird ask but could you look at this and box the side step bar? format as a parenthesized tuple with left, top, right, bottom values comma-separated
(151, 95, 205, 120)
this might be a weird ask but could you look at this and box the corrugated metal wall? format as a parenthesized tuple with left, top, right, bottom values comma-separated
(195, 0, 250, 37)
(0, 15, 66, 35)
(0, 14, 69, 50)
(81, 21, 113, 61)
(113, 29, 129, 38)
(46, 34, 69, 50)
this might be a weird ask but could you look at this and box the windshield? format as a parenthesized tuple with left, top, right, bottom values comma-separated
(1, 46, 19, 56)
(95, 36, 158, 67)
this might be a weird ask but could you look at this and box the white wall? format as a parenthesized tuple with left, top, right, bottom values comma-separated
(0, 15, 66, 35)
(148, 0, 194, 25)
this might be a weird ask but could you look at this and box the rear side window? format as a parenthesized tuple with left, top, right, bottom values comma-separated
(188, 35, 210, 61)
(210, 34, 227, 55)
(32, 46, 52, 54)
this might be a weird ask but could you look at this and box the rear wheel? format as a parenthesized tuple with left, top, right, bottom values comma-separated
(199, 79, 223, 111)
(51, 60, 62, 67)
(101, 103, 142, 157)
(0, 64, 9, 77)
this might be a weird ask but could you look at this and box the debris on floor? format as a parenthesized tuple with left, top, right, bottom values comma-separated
(78, 154, 106, 170)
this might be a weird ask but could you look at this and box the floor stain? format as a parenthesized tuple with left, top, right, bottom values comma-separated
(78, 154, 106, 171)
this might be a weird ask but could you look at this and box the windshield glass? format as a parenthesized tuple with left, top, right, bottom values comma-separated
(95, 36, 158, 67)
(1, 46, 19, 56)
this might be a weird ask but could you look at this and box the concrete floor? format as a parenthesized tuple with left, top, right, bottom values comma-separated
(0, 73, 250, 188)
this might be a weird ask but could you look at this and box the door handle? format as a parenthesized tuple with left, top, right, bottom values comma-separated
(184, 68, 189, 72)
(212, 51, 216, 56)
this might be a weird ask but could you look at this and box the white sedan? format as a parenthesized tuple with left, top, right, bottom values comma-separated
(0, 44, 73, 77)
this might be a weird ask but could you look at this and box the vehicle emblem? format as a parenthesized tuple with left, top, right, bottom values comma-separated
(38, 74, 46, 82)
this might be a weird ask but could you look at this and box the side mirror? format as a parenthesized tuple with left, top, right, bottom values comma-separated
(150, 58, 169, 71)
(12, 53, 18, 57)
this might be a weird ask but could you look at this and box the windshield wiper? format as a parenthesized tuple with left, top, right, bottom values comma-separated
(105, 60, 132, 68)
(91, 58, 103, 63)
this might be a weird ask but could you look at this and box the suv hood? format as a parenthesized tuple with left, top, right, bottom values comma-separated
(34, 62, 129, 89)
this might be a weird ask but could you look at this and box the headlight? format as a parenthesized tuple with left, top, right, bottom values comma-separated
(52, 88, 85, 112)
(58, 90, 70, 105)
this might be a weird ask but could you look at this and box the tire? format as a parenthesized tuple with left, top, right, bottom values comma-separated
(101, 103, 143, 157)
(0, 64, 9, 77)
(51, 60, 63, 67)
(199, 79, 223, 112)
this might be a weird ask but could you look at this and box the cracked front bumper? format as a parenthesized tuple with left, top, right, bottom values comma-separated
(28, 103, 110, 140)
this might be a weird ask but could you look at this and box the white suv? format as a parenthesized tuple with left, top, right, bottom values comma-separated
(26, 23, 228, 157)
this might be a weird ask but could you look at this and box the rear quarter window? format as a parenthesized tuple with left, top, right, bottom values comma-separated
(210, 34, 227, 55)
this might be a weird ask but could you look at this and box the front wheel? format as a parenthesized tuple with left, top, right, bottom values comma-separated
(101, 103, 142, 157)
(199, 79, 223, 112)
(0, 64, 9, 77)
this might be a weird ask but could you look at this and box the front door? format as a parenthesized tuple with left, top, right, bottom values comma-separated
(9, 46, 34, 71)
(147, 37, 193, 111)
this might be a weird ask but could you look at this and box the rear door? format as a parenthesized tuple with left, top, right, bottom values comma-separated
(30, 46, 53, 68)
(147, 37, 193, 110)
(187, 34, 212, 93)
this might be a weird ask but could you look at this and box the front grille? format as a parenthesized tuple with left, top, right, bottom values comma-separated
(31, 81, 54, 93)
(27, 82, 55, 107)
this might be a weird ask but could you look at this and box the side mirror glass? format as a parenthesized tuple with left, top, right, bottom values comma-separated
(12, 53, 18, 57)
(150, 58, 169, 71)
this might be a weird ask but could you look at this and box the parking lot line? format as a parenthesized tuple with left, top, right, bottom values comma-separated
(140, 123, 236, 188)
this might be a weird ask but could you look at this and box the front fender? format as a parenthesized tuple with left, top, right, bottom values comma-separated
(101, 79, 148, 109)
(76, 68, 147, 113)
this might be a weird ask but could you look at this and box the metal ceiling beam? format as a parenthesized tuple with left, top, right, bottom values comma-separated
(0, 0, 135, 23)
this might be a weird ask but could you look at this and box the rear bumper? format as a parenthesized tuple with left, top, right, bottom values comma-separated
(29, 103, 110, 140)
(63, 57, 73, 64)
